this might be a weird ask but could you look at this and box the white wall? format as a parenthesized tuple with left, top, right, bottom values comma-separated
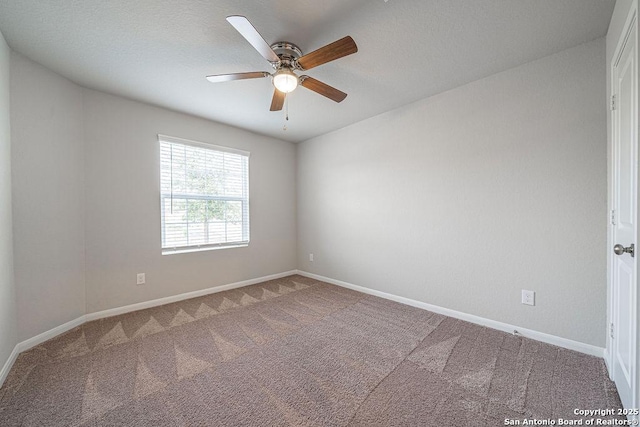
(0, 31, 16, 369)
(83, 90, 297, 313)
(297, 38, 607, 347)
(8, 51, 297, 335)
(10, 53, 86, 341)
(5, 33, 605, 351)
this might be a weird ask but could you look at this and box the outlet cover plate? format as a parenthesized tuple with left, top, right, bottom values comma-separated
(521, 290, 535, 306)
(137, 273, 145, 285)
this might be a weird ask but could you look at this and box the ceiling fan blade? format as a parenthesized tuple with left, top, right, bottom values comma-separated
(270, 89, 286, 111)
(296, 36, 357, 71)
(226, 15, 280, 63)
(206, 72, 269, 83)
(300, 76, 347, 103)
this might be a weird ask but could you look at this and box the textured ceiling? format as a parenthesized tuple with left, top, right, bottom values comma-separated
(0, 0, 615, 143)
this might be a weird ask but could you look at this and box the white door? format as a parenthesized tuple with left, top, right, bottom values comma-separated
(611, 12, 638, 411)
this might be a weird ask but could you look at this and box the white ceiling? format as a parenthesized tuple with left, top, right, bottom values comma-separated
(0, 0, 615, 143)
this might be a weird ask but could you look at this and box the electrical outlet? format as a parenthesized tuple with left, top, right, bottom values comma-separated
(521, 290, 535, 306)
(137, 273, 145, 285)
(309, 253, 314, 262)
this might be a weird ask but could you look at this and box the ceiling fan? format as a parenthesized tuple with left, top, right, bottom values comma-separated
(206, 16, 358, 111)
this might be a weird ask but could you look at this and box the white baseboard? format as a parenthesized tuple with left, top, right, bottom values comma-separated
(1, 268, 606, 389)
(604, 351, 613, 379)
(0, 270, 298, 388)
(85, 270, 298, 322)
(297, 270, 606, 359)
(17, 316, 87, 354)
(1, 315, 88, 387)
(0, 345, 20, 388)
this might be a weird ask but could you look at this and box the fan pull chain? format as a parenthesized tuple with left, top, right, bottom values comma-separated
(283, 95, 289, 131)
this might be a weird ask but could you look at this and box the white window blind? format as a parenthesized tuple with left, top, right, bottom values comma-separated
(159, 135, 250, 254)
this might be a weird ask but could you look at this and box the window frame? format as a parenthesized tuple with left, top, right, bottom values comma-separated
(158, 134, 250, 255)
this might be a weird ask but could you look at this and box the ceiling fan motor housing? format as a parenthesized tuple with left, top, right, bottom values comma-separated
(270, 42, 303, 69)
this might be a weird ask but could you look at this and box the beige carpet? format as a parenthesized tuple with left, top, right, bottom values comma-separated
(0, 275, 623, 426)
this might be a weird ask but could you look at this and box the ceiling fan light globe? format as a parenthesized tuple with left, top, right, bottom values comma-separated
(273, 70, 298, 93)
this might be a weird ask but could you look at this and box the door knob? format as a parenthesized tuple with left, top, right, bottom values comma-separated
(614, 243, 635, 257)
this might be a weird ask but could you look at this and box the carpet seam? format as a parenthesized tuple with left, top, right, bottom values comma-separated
(344, 322, 434, 426)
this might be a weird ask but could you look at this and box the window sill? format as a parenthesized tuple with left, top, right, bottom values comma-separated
(162, 243, 248, 255)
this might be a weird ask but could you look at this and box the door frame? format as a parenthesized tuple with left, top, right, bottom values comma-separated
(608, 0, 639, 411)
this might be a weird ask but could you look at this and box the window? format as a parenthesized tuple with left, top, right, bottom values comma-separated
(159, 135, 249, 254)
